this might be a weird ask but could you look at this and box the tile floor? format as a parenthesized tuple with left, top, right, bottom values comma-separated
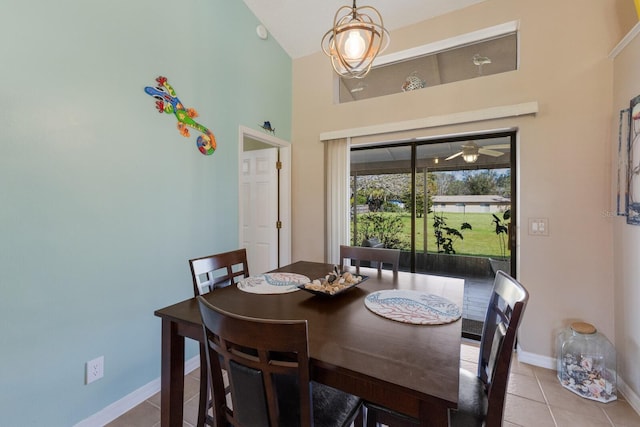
(106, 342, 640, 427)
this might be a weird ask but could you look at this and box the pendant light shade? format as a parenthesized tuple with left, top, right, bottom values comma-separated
(321, 0, 390, 79)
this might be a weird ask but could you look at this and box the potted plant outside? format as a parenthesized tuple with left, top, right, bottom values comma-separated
(489, 209, 511, 274)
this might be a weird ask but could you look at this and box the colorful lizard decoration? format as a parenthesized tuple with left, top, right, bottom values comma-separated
(144, 76, 216, 155)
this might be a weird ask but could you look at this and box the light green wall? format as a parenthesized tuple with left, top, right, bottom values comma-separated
(0, 0, 291, 425)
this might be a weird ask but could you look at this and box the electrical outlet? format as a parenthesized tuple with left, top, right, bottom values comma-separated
(528, 218, 549, 236)
(85, 356, 104, 384)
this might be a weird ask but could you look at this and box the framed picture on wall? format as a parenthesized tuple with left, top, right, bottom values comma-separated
(617, 108, 630, 216)
(627, 94, 640, 225)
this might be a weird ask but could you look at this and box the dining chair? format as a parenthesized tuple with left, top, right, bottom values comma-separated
(364, 270, 529, 427)
(189, 249, 250, 427)
(190, 248, 250, 296)
(197, 296, 364, 427)
(339, 244, 400, 274)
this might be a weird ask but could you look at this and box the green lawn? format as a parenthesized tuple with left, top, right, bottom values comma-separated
(356, 211, 510, 258)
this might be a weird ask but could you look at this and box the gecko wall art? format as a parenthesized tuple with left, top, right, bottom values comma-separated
(144, 76, 216, 155)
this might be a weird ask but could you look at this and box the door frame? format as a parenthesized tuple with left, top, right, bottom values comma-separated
(238, 126, 292, 268)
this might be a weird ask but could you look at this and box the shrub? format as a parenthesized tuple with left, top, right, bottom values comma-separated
(355, 213, 407, 249)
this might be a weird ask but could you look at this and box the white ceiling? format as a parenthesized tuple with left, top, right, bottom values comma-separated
(241, 0, 487, 59)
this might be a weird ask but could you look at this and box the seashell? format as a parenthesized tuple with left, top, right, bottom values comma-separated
(580, 357, 593, 371)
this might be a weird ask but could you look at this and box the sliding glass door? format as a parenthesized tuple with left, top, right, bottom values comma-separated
(350, 131, 516, 339)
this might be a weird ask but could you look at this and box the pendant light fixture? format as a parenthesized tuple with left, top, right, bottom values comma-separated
(321, 0, 390, 79)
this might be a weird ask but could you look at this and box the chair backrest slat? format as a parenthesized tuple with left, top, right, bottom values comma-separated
(339, 245, 400, 274)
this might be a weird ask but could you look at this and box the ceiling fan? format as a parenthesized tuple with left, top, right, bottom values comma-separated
(445, 141, 510, 163)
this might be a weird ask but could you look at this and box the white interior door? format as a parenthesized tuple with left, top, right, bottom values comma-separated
(241, 147, 278, 275)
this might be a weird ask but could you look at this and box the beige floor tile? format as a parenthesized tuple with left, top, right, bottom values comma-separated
(507, 372, 546, 403)
(146, 374, 202, 408)
(533, 365, 558, 384)
(187, 367, 201, 381)
(601, 399, 640, 426)
(106, 401, 160, 427)
(504, 394, 555, 427)
(151, 422, 193, 427)
(460, 342, 479, 363)
(460, 359, 477, 374)
(542, 382, 615, 421)
(182, 395, 201, 427)
(550, 405, 611, 427)
(510, 358, 536, 377)
(184, 374, 202, 402)
(147, 391, 160, 408)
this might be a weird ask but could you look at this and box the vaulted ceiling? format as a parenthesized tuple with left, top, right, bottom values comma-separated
(241, 0, 487, 59)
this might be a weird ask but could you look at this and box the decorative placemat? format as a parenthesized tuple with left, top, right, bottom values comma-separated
(237, 272, 310, 294)
(364, 290, 461, 325)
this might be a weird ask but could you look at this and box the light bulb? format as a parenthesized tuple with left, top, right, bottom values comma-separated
(462, 153, 479, 163)
(343, 30, 366, 60)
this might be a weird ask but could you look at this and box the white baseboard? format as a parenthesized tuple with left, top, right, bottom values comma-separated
(516, 344, 556, 370)
(516, 346, 640, 417)
(74, 355, 200, 427)
(618, 377, 640, 416)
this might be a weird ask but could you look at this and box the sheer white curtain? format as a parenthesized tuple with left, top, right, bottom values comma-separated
(325, 138, 350, 265)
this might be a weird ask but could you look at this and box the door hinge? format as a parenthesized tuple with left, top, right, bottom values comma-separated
(276, 221, 282, 229)
(276, 161, 282, 170)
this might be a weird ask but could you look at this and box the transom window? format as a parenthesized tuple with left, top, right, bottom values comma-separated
(338, 22, 519, 103)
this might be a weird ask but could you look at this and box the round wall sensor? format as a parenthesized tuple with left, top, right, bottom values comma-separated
(256, 25, 268, 40)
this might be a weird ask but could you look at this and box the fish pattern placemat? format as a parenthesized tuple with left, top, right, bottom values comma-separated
(237, 272, 310, 294)
(364, 290, 461, 325)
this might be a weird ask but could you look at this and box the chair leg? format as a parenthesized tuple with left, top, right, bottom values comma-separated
(365, 406, 377, 427)
(197, 345, 209, 427)
(353, 406, 365, 427)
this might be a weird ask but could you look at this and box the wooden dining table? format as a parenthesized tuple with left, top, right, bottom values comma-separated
(154, 261, 464, 427)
